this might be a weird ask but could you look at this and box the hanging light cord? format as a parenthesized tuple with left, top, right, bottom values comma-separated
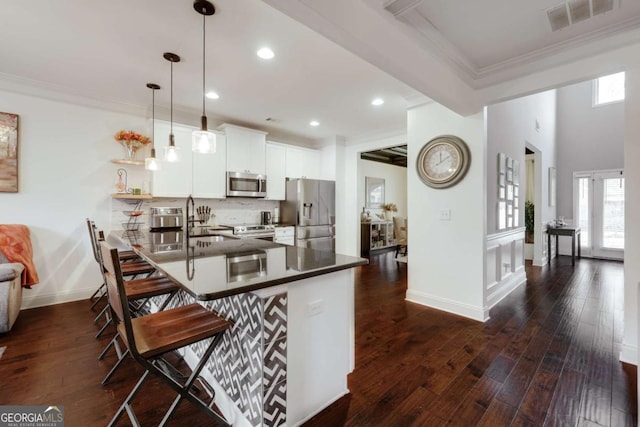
(201, 12, 206, 117)
(151, 89, 155, 150)
(170, 60, 174, 136)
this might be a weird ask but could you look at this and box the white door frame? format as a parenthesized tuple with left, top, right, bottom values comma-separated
(525, 141, 545, 266)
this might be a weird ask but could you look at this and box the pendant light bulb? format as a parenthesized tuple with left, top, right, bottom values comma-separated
(193, 116, 216, 154)
(163, 52, 182, 162)
(145, 150, 161, 171)
(192, 0, 216, 154)
(164, 133, 181, 162)
(145, 83, 161, 171)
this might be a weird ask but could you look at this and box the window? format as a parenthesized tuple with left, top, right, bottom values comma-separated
(593, 72, 625, 106)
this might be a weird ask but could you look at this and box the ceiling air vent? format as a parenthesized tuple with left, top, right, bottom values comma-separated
(547, 4, 570, 31)
(384, 0, 423, 17)
(592, 0, 614, 15)
(546, 0, 617, 32)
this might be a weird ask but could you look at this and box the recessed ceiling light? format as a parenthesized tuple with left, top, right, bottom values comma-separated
(371, 98, 384, 106)
(310, 120, 320, 127)
(257, 47, 275, 59)
(206, 91, 219, 100)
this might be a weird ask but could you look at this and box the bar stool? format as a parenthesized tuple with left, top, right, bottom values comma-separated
(99, 274, 181, 385)
(86, 219, 156, 338)
(87, 219, 141, 309)
(100, 241, 231, 427)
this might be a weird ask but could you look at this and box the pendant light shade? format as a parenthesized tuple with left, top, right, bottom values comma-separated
(163, 52, 182, 162)
(192, 0, 216, 154)
(145, 83, 161, 171)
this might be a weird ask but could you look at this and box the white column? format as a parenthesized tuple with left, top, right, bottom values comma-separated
(622, 66, 640, 365)
(406, 103, 487, 321)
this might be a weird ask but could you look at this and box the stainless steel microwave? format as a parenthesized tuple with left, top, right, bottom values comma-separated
(226, 172, 267, 198)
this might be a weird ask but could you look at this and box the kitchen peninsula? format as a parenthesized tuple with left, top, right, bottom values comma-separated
(109, 229, 367, 427)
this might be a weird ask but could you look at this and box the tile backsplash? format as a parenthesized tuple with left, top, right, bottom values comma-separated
(111, 196, 280, 231)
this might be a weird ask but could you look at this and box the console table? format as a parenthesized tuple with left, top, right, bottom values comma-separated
(547, 226, 581, 265)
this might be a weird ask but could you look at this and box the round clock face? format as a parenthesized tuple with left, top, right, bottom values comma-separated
(417, 135, 470, 188)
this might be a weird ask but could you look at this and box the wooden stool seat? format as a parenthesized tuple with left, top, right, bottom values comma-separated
(120, 260, 155, 276)
(121, 303, 229, 359)
(118, 250, 140, 261)
(125, 277, 180, 300)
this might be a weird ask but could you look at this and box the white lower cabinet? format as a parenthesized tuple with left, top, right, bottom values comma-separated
(152, 121, 226, 198)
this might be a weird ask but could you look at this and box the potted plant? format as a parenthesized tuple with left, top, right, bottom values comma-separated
(525, 200, 534, 243)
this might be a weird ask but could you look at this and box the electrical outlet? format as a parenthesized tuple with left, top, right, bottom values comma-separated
(439, 209, 451, 221)
(307, 300, 324, 317)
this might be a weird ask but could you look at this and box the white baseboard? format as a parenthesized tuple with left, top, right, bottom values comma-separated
(291, 389, 350, 427)
(486, 269, 526, 310)
(619, 343, 638, 366)
(21, 287, 95, 309)
(405, 290, 487, 321)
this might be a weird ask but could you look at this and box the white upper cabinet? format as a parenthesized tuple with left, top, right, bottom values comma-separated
(265, 142, 286, 200)
(152, 121, 193, 197)
(220, 124, 267, 174)
(152, 121, 226, 198)
(193, 132, 226, 199)
(285, 145, 321, 179)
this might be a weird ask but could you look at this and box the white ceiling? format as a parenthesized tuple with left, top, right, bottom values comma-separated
(386, 0, 640, 78)
(264, 0, 640, 114)
(4, 1, 639, 142)
(0, 0, 422, 143)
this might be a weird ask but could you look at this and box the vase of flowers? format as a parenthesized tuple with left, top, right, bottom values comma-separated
(114, 130, 151, 161)
(381, 202, 398, 220)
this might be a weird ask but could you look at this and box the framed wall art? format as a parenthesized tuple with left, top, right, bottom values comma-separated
(0, 112, 19, 193)
(497, 152, 522, 231)
(365, 176, 385, 209)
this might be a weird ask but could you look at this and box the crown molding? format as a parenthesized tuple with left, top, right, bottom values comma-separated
(473, 15, 640, 85)
(0, 71, 148, 117)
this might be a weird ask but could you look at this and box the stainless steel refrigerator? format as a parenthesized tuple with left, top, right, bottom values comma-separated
(281, 178, 335, 252)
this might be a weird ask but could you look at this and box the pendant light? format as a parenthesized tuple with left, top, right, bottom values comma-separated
(163, 52, 182, 162)
(192, 0, 216, 154)
(144, 83, 161, 171)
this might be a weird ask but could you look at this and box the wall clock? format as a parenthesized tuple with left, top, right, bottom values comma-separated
(416, 135, 471, 189)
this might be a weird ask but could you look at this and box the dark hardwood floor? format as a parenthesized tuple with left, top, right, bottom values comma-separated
(305, 252, 637, 427)
(0, 253, 636, 426)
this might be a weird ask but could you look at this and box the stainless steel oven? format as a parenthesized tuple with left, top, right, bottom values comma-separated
(226, 172, 267, 198)
(226, 250, 267, 283)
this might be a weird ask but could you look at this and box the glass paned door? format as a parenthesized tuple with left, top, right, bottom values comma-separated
(575, 176, 591, 251)
(573, 170, 624, 260)
(597, 174, 624, 254)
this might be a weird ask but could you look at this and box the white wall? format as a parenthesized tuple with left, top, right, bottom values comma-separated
(357, 158, 407, 221)
(486, 90, 557, 265)
(0, 88, 148, 308)
(406, 103, 487, 320)
(556, 80, 625, 218)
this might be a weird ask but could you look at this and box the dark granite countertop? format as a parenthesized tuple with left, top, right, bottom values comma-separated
(109, 229, 367, 301)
